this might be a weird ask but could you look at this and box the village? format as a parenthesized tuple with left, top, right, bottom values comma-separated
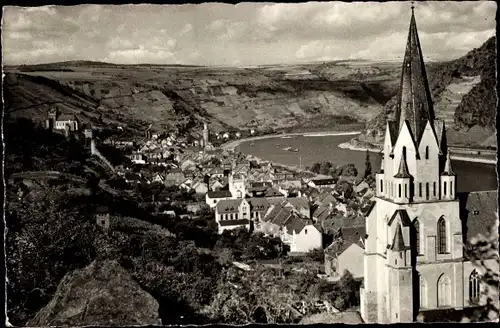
(92, 119, 376, 285)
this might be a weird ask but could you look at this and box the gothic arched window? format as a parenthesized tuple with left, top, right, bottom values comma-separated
(438, 217, 447, 254)
(405, 184, 408, 198)
(450, 181, 454, 196)
(402, 146, 407, 159)
(433, 182, 436, 197)
(413, 219, 420, 254)
(419, 182, 422, 197)
(469, 270, 480, 304)
(425, 146, 429, 160)
(437, 274, 451, 307)
(426, 182, 430, 200)
(444, 181, 447, 196)
(420, 275, 427, 308)
(380, 179, 383, 193)
(398, 184, 401, 198)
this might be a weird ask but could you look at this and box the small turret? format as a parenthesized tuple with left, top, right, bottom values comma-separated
(393, 152, 412, 203)
(440, 152, 456, 200)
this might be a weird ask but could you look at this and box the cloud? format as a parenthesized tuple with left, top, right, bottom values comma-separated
(180, 23, 193, 35)
(104, 45, 176, 64)
(1, 2, 496, 66)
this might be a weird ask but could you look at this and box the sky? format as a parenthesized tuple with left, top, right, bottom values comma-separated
(1, 1, 497, 66)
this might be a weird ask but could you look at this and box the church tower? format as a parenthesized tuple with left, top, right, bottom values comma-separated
(361, 6, 464, 323)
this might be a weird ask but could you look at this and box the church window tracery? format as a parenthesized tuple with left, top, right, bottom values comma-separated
(437, 274, 451, 307)
(469, 270, 480, 304)
(413, 219, 420, 254)
(438, 217, 447, 254)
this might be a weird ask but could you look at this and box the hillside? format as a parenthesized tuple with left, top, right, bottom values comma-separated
(3, 60, 402, 134)
(3, 36, 496, 144)
(355, 36, 497, 148)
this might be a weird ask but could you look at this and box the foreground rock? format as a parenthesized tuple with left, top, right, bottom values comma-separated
(28, 260, 161, 327)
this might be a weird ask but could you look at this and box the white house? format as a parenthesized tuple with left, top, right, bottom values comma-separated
(192, 181, 209, 194)
(284, 219, 323, 253)
(215, 198, 251, 233)
(206, 190, 233, 208)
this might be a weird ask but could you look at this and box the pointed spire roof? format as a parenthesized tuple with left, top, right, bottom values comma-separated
(394, 150, 412, 179)
(391, 224, 407, 251)
(442, 152, 456, 176)
(395, 6, 435, 142)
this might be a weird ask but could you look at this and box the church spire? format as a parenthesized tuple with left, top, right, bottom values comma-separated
(442, 152, 456, 176)
(396, 5, 435, 141)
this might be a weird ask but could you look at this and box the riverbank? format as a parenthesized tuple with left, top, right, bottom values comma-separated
(221, 131, 362, 151)
(338, 141, 497, 165)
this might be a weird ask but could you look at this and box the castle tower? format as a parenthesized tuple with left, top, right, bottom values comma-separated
(229, 172, 247, 199)
(361, 6, 464, 323)
(46, 107, 57, 129)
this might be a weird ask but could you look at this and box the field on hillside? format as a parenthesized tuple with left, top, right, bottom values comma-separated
(3, 60, 402, 133)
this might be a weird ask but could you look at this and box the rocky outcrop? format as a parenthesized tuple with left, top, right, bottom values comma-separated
(28, 260, 161, 327)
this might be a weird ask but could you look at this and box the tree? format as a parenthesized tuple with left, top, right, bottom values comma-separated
(364, 150, 372, 178)
(319, 162, 333, 175)
(310, 163, 321, 174)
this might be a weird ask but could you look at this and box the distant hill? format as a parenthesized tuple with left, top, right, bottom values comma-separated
(3, 37, 496, 146)
(355, 36, 497, 148)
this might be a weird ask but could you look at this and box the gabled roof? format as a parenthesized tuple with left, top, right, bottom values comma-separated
(387, 209, 412, 227)
(207, 190, 232, 199)
(390, 224, 408, 251)
(271, 207, 293, 226)
(247, 197, 270, 212)
(265, 187, 284, 197)
(285, 215, 311, 234)
(286, 197, 310, 210)
(263, 204, 282, 222)
(216, 199, 243, 213)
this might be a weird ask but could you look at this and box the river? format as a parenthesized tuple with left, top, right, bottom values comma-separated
(235, 134, 498, 193)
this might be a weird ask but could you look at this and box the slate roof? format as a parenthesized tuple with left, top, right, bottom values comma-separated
(286, 197, 310, 210)
(395, 10, 435, 143)
(216, 199, 243, 213)
(394, 154, 412, 178)
(247, 197, 270, 213)
(285, 215, 311, 234)
(433, 120, 445, 152)
(271, 207, 293, 226)
(207, 190, 232, 199)
(391, 224, 409, 251)
(458, 190, 498, 243)
(387, 209, 412, 227)
(265, 187, 284, 197)
(263, 205, 283, 222)
(219, 219, 250, 227)
(387, 121, 399, 146)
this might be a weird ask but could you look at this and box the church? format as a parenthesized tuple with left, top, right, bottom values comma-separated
(360, 7, 498, 323)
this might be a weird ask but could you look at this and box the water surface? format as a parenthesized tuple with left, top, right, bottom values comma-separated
(236, 134, 497, 193)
